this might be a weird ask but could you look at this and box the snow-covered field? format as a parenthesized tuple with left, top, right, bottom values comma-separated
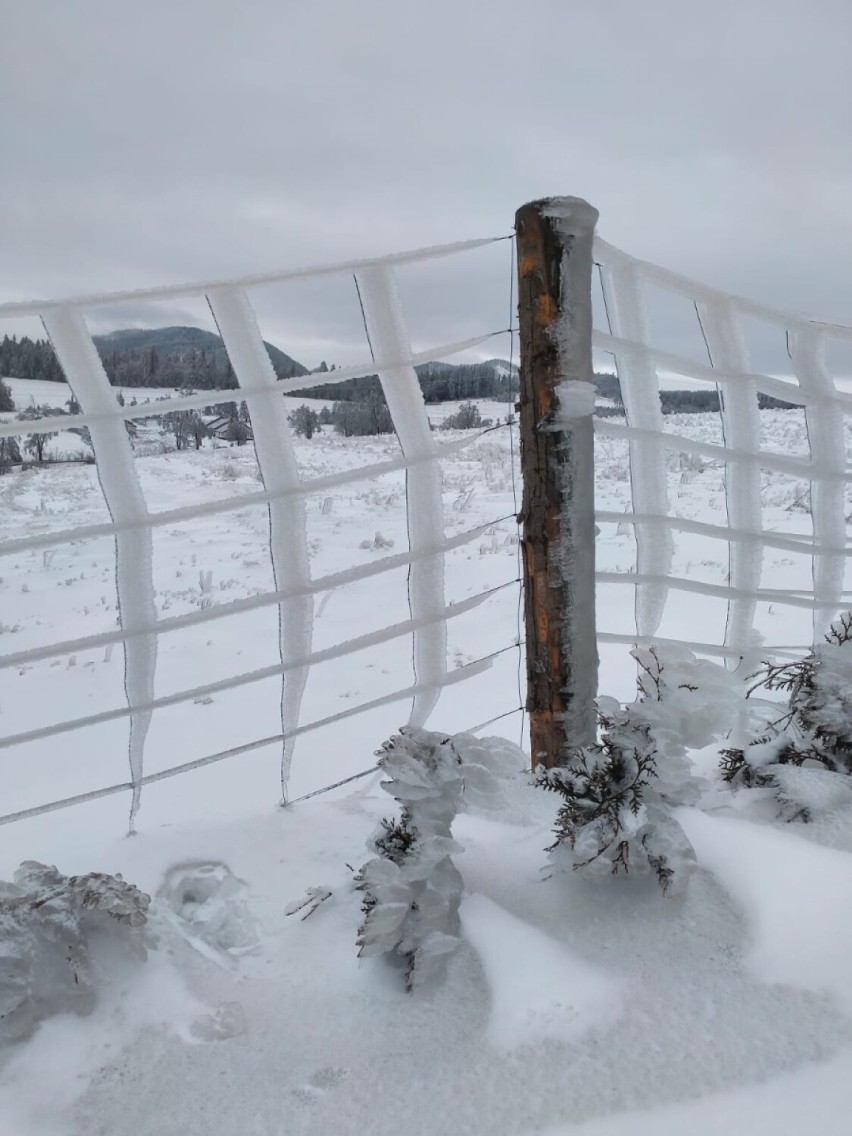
(2, 377, 852, 1136)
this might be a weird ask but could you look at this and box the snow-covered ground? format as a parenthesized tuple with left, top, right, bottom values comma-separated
(2, 378, 852, 1135)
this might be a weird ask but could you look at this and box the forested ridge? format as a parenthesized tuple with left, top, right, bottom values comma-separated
(0, 330, 796, 412)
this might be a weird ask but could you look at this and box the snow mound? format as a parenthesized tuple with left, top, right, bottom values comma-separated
(679, 808, 852, 1010)
(159, 862, 259, 964)
(460, 892, 621, 1050)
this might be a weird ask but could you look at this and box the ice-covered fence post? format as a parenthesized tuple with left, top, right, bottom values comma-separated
(516, 197, 599, 769)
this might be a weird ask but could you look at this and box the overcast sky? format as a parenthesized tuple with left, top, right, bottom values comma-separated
(2, 0, 851, 371)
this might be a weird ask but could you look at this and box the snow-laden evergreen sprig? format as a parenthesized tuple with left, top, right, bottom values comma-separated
(720, 612, 852, 820)
(538, 645, 741, 893)
(0, 861, 151, 1043)
(356, 727, 465, 990)
(538, 709, 690, 894)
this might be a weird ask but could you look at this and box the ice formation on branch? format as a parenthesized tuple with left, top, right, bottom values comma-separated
(452, 732, 526, 813)
(540, 646, 741, 893)
(0, 862, 151, 1042)
(720, 612, 852, 821)
(356, 727, 465, 989)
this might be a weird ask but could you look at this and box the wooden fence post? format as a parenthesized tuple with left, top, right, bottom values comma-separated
(515, 197, 599, 769)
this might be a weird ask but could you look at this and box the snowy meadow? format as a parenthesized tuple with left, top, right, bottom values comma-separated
(2, 378, 852, 1136)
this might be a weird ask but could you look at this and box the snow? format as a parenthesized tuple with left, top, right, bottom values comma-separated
(679, 808, 852, 1010)
(523, 1052, 852, 1136)
(460, 892, 620, 1050)
(0, 377, 851, 1134)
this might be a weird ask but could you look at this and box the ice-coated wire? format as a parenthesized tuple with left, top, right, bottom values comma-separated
(597, 631, 803, 662)
(594, 510, 851, 556)
(207, 286, 312, 802)
(355, 265, 447, 729)
(595, 571, 849, 608)
(0, 235, 509, 318)
(590, 330, 852, 414)
(696, 297, 763, 664)
(594, 419, 851, 481)
(0, 328, 514, 443)
(0, 582, 516, 751)
(790, 327, 848, 637)
(0, 429, 500, 559)
(593, 236, 852, 342)
(596, 258, 673, 638)
(0, 520, 503, 671)
(0, 649, 500, 828)
(41, 307, 156, 832)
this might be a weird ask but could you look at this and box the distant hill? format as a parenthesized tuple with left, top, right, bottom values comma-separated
(93, 326, 308, 389)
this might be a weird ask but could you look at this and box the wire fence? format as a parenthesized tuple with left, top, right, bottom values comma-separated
(591, 234, 852, 678)
(0, 236, 524, 831)
(1, 206, 850, 831)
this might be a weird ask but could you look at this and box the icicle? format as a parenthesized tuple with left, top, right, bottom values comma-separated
(597, 259, 673, 638)
(696, 298, 763, 666)
(42, 307, 156, 832)
(206, 287, 313, 802)
(790, 326, 847, 638)
(354, 266, 447, 728)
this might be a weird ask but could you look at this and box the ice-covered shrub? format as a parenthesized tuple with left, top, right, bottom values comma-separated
(720, 612, 852, 821)
(539, 647, 741, 893)
(0, 861, 151, 1043)
(453, 731, 526, 814)
(356, 727, 465, 990)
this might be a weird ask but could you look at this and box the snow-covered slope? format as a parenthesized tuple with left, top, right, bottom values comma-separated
(1, 388, 852, 1135)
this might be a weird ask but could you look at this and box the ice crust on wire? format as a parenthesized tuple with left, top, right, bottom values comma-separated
(596, 254, 673, 638)
(791, 327, 847, 637)
(357, 727, 465, 988)
(207, 287, 314, 799)
(355, 267, 447, 729)
(41, 308, 157, 830)
(0, 861, 151, 1043)
(697, 297, 763, 665)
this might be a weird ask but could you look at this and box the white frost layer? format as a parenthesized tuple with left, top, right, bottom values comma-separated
(355, 266, 447, 728)
(791, 327, 847, 638)
(42, 307, 157, 830)
(597, 259, 673, 638)
(696, 298, 763, 666)
(554, 379, 597, 421)
(460, 893, 620, 1050)
(522, 1047, 852, 1136)
(207, 287, 313, 799)
(678, 808, 852, 1011)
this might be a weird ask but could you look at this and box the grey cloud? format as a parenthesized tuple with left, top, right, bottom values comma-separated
(2, 0, 851, 370)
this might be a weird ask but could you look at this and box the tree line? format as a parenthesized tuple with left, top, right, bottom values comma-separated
(0, 336, 518, 405)
(593, 373, 797, 414)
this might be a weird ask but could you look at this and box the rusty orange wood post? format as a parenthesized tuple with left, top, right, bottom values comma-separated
(515, 197, 599, 769)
